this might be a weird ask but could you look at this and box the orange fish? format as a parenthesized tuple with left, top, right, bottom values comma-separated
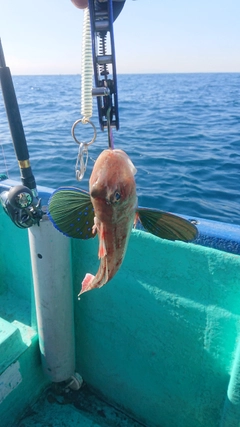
(48, 149, 198, 296)
(81, 149, 138, 294)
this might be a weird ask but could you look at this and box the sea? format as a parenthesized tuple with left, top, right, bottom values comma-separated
(0, 73, 240, 225)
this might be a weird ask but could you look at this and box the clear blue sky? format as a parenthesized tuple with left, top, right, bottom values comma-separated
(0, 0, 239, 74)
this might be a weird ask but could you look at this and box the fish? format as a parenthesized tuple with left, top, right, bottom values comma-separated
(48, 149, 198, 295)
(81, 149, 138, 295)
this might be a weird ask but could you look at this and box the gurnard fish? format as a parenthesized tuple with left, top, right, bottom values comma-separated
(48, 149, 198, 295)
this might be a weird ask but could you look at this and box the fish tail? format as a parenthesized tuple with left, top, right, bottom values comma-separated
(79, 257, 108, 295)
(79, 273, 95, 296)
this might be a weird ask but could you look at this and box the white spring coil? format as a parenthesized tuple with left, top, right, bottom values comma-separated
(81, 7, 93, 121)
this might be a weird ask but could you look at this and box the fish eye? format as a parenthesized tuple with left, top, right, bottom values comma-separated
(114, 191, 121, 202)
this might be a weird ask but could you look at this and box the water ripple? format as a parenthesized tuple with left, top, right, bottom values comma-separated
(0, 73, 240, 225)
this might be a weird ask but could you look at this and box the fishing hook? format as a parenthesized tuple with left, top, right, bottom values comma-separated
(72, 118, 97, 181)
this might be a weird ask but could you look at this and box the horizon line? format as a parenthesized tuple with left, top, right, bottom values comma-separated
(11, 71, 240, 77)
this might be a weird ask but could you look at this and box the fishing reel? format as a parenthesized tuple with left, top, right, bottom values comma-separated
(0, 185, 43, 228)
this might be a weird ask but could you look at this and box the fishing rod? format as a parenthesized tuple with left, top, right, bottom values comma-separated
(0, 39, 43, 228)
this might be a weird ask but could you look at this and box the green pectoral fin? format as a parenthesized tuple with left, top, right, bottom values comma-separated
(137, 208, 198, 242)
(47, 187, 95, 239)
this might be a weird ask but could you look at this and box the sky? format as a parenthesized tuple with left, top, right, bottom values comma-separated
(0, 0, 240, 75)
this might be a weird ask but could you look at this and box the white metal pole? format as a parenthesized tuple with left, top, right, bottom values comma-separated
(28, 217, 75, 382)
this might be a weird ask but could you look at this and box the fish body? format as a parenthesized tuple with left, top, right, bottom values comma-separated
(81, 149, 137, 294)
(48, 149, 198, 296)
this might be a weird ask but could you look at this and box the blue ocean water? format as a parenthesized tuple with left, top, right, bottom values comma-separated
(0, 74, 240, 225)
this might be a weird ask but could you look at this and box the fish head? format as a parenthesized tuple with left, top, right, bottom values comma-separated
(90, 149, 137, 222)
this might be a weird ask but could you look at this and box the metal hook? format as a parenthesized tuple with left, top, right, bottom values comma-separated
(75, 143, 89, 181)
(72, 118, 97, 180)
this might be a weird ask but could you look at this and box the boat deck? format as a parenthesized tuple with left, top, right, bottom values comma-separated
(17, 384, 145, 427)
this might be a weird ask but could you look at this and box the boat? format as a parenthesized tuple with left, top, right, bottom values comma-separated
(1, 1, 240, 426)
